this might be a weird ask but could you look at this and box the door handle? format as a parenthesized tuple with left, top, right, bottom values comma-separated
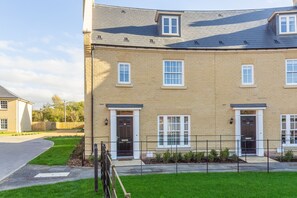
(245, 137, 252, 140)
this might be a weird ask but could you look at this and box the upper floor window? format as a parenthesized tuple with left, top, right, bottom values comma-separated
(286, 59, 297, 85)
(118, 63, 131, 84)
(163, 60, 184, 86)
(241, 65, 254, 85)
(280, 15, 297, 34)
(162, 16, 179, 36)
(0, 101, 8, 109)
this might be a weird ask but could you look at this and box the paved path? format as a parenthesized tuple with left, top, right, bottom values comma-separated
(0, 138, 53, 182)
(2, 161, 297, 191)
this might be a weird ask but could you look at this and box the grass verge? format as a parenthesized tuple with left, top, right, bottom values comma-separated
(1, 172, 297, 197)
(29, 136, 81, 166)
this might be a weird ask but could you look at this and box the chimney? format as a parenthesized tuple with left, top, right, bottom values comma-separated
(83, 0, 94, 33)
(294, 0, 297, 6)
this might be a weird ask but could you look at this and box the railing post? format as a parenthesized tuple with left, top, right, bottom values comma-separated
(206, 140, 208, 174)
(112, 166, 116, 198)
(176, 143, 178, 175)
(195, 135, 198, 156)
(281, 139, 283, 162)
(220, 135, 222, 152)
(245, 140, 247, 162)
(237, 139, 239, 173)
(267, 139, 270, 173)
(140, 141, 143, 176)
(94, 144, 98, 192)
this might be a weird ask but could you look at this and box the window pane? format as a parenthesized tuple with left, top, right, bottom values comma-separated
(289, 17, 296, 32)
(164, 18, 169, 25)
(119, 64, 130, 83)
(281, 17, 287, 33)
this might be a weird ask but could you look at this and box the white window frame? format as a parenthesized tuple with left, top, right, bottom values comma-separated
(157, 115, 191, 148)
(281, 114, 297, 146)
(0, 101, 8, 110)
(162, 16, 179, 36)
(279, 15, 297, 34)
(0, 119, 8, 130)
(241, 65, 254, 85)
(117, 63, 131, 84)
(285, 59, 297, 85)
(163, 60, 184, 87)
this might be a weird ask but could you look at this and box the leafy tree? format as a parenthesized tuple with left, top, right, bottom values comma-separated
(33, 95, 84, 122)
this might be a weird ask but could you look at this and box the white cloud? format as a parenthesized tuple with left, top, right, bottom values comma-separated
(0, 39, 83, 109)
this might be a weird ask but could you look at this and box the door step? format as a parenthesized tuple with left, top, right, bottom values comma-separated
(239, 156, 279, 163)
(113, 159, 144, 167)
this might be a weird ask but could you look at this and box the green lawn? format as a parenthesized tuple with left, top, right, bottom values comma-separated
(1, 172, 297, 197)
(29, 137, 81, 166)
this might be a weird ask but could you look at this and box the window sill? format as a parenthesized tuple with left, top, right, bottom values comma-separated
(283, 85, 297, 89)
(156, 146, 191, 150)
(115, 84, 133, 88)
(161, 86, 187, 90)
(282, 144, 297, 147)
(240, 84, 257, 88)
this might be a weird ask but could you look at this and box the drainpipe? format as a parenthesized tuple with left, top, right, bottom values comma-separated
(91, 45, 94, 154)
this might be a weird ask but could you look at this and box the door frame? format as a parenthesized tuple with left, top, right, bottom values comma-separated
(233, 107, 266, 156)
(117, 116, 134, 157)
(108, 107, 142, 160)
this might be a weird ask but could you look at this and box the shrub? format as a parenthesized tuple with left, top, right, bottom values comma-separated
(184, 151, 194, 163)
(208, 149, 218, 162)
(172, 152, 183, 162)
(220, 148, 230, 162)
(231, 154, 238, 162)
(194, 152, 205, 162)
(284, 150, 294, 162)
(155, 153, 162, 163)
(208, 154, 215, 162)
(163, 150, 171, 163)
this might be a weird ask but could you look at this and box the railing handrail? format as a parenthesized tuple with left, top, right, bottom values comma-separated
(107, 155, 131, 197)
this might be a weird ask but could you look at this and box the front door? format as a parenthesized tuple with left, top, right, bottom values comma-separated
(117, 117, 133, 157)
(241, 116, 256, 154)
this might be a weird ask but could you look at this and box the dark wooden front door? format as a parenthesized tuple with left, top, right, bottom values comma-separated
(117, 117, 133, 157)
(241, 116, 256, 154)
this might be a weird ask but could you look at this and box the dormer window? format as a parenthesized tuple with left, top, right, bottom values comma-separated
(162, 16, 179, 35)
(279, 15, 297, 34)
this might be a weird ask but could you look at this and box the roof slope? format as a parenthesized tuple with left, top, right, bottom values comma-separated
(0, 85, 19, 98)
(92, 5, 297, 50)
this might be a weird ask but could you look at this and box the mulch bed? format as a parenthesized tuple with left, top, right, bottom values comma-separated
(67, 137, 94, 167)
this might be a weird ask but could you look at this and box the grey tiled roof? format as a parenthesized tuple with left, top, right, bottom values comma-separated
(0, 85, 19, 98)
(92, 4, 297, 50)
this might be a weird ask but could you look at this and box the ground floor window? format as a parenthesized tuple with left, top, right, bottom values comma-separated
(158, 115, 190, 147)
(281, 114, 297, 145)
(0, 119, 7, 130)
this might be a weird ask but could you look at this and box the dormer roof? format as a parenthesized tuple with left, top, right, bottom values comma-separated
(92, 4, 297, 50)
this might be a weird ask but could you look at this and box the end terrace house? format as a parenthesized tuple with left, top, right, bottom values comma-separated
(83, 0, 297, 159)
(0, 85, 32, 132)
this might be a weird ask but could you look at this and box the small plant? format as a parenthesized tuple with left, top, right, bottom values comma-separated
(208, 149, 218, 162)
(184, 151, 194, 163)
(172, 152, 183, 162)
(231, 154, 238, 162)
(194, 152, 205, 162)
(208, 154, 215, 162)
(155, 153, 162, 163)
(220, 148, 230, 162)
(163, 150, 171, 163)
(284, 150, 294, 162)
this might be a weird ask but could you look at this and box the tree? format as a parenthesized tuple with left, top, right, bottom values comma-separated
(32, 95, 84, 122)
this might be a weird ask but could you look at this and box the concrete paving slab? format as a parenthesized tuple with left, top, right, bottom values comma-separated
(34, 172, 70, 178)
(240, 156, 279, 163)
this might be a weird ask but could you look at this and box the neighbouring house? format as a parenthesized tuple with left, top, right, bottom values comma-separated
(83, 0, 297, 159)
(0, 85, 32, 132)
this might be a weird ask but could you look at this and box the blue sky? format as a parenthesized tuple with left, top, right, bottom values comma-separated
(0, 0, 293, 109)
